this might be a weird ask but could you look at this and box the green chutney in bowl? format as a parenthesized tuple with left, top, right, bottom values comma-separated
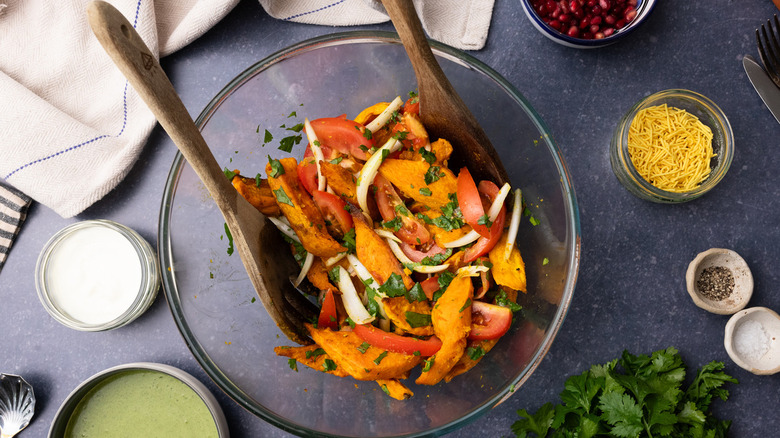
(50, 363, 228, 438)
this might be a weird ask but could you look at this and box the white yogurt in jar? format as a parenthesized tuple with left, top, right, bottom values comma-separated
(43, 224, 143, 325)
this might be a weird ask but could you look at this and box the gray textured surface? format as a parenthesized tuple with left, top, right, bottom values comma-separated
(2, 1, 779, 436)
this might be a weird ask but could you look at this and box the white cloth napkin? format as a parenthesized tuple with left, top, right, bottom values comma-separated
(0, 0, 494, 273)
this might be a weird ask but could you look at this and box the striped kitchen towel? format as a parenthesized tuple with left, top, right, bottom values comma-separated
(0, 182, 32, 274)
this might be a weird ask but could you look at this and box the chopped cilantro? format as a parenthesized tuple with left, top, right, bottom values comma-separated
(287, 358, 298, 371)
(419, 148, 436, 164)
(278, 134, 302, 153)
(287, 111, 297, 118)
(392, 131, 409, 140)
(264, 129, 273, 144)
(422, 356, 435, 372)
(381, 384, 390, 396)
(223, 223, 234, 256)
(459, 298, 473, 313)
(407, 283, 427, 302)
(341, 228, 357, 253)
(306, 348, 326, 359)
(254, 173, 262, 187)
(322, 359, 338, 372)
(373, 351, 388, 365)
(223, 167, 237, 180)
(420, 249, 452, 266)
(424, 166, 444, 185)
(357, 342, 371, 353)
(477, 214, 493, 228)
(286, 123, 304, 132)
(495, 290, 522, 312)
(529, 215, 541, 226)
(267, 156, 285, 178)
(273, 187, 294, 206)
(394, 204, 411, 216)
(405, 311, 432, 328)
(543, 257, 549, 265)
(381, 216, 403, 232)
(345, 317, 356, 328)
(419, 187, 433, 196)
(328, 266, 340, 284)
(329, 156, 343, 165)
(363, 129, 373, 140)
(416, 213, 433, 224)
(378, 273, 407, 298)
(467, 346, 486, 360)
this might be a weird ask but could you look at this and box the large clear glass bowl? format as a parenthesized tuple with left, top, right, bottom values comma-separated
(159, 31, 580, 437)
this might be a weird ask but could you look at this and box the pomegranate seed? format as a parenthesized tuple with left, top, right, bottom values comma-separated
(580, 18, 590, 28)
(594, 32, 605, 39)
(567, 25, 580, 37)
(628, 0, 637, 5)
(582, 31, 593, 39)
(616, 18, 627, 28)
(590, 16, 602, 25)
(570, 0, 580, 11)
(587, 0, 596, 6)
(559, 0, 570, 13)
(573, 8, 584, 18)
(603, 27, 615, 36)
(559, 13, 572, 23)
(534, 0, 635, 40)
(549, 19, 563, 30)
(590, 24, 601, 33)
(605, 14, 616, 25)
(546, 0, 557, 11)
(599, 0, 610, 9)
(624, 9, 637, 21)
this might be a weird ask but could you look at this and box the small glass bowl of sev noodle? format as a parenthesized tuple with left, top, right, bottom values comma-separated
(610, 89, 734, 203)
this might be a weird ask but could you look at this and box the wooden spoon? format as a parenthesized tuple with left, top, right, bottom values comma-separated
(381, 0, 509, 185)
(87, 1, 314, 345)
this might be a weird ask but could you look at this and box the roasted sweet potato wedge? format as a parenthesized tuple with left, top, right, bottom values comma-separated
(266, 158, 345, 258)
(378, 159, 457, 210)
(376, 379, 414, 400)
(306, 324, 422, 381)
(382, 297, 434, 337)
(352, 210, 414, 290)
(488, 232, 527, 292)
(231, 174, 281, 217)
(274, 344, 350, 378)
(416, 273, 473, 385)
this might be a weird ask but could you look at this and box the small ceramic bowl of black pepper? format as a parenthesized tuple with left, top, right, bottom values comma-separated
(685, 248, 753, 315)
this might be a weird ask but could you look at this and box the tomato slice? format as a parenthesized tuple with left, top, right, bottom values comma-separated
(463, 181, 507, 263)
(354, 323, 442, 356)
(400, 241, 446, 263)
(311, 190, 353, 238)
(318, 288, 338, 330)
(297, 157, 319, 195)
(468, 301, 512, 340)
(420, 276, 441, 301)
(310, 117, 373, 161)
(373, 174, 431, 246)
(457, 168, 490, 238)
(403, 95, 420, 115)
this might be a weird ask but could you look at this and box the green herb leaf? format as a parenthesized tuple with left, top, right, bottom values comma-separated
(267, 156, 285, 178)
(419, 148, 436, 164)
(223, 223, 234, 256)
(419, 187, 433, 196)
(422, 356, 435, 372)
(341, 228, 357, 253)
(381, 216, 403, 232)
(287, 358, 298, 372)
(328, 266, 340, 284)
(264, 129, 273, 143)
(286, 123, 304, 132)
(466, 346, 486, 360)
(407, 283, 427, 302)
(424, 166, 444, 185)
(363, 129, 373, 140)
(477, 214, 493, 228)
(405, 311, 432, 328)
(378, 273, 407, 298)
(287, 111, 297, 118)
(223, 167, 237, 180)
(278, 134, 302, 153)
(329, 156, 343, 165)
(273, 187, 294, 206)
(305, 348, 326, 359)
(357, 342, 371, 354)
(420, 249, 452, 266)
(373, 351, 388, 365)
(495, 290, 522, 312)
(322, 359, 337, 372)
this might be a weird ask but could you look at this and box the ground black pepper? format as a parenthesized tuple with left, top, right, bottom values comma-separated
(696, 266, 734, 301)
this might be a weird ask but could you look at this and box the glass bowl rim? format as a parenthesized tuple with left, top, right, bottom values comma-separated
(520, 0, 658, 48)
(158, 30, 581, 437)
(613, 88, 734, 201)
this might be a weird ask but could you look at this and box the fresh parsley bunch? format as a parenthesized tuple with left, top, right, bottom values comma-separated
(512, 347, 737, 438)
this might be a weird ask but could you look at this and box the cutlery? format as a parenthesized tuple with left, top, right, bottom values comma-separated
(743, 55, 780, 124)
(756, 15, 780, 89)
(0, 374, 34, 438)
(87, 1, 315, 345)
(380, 0, 509, 186)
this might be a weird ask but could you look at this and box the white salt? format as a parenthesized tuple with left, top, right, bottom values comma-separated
(734, 320, 770, 363)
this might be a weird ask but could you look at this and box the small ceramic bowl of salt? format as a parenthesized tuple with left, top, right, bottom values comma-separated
(724, 307, 780, 375)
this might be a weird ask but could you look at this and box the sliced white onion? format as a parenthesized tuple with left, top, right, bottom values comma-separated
(373, 228, 402, 242)
(365, 96, 404, 133)
(413, 264, 451, 274)
(324, 252, 346, 267)
(442, 182, 512, 249)
(336, 265, 375, 324)
(304, 118, 326, 191)
(442, 229, 480, 249)
(384, 238, 416, 266)
(293, 252, 315, 286)
(457, 265, 489, 277)
(356, 138, 401, 217)
(504, 188, 523, 261)
(268, 216, 300, 242)
(346, 255, 391, 331)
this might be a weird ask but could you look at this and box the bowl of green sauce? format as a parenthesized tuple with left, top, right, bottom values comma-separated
(48, 363, 228, 438)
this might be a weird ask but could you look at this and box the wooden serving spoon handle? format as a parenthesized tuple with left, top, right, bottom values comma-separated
(87, 0, 314, 344)
(381, 0, 509, 185)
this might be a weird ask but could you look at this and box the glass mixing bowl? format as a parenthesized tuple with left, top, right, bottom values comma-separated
(159, 31, 580, 437)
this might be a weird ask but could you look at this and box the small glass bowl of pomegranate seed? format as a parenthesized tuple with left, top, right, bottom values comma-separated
(610, 89, 734, 203)
(521, 0, 657, 48)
